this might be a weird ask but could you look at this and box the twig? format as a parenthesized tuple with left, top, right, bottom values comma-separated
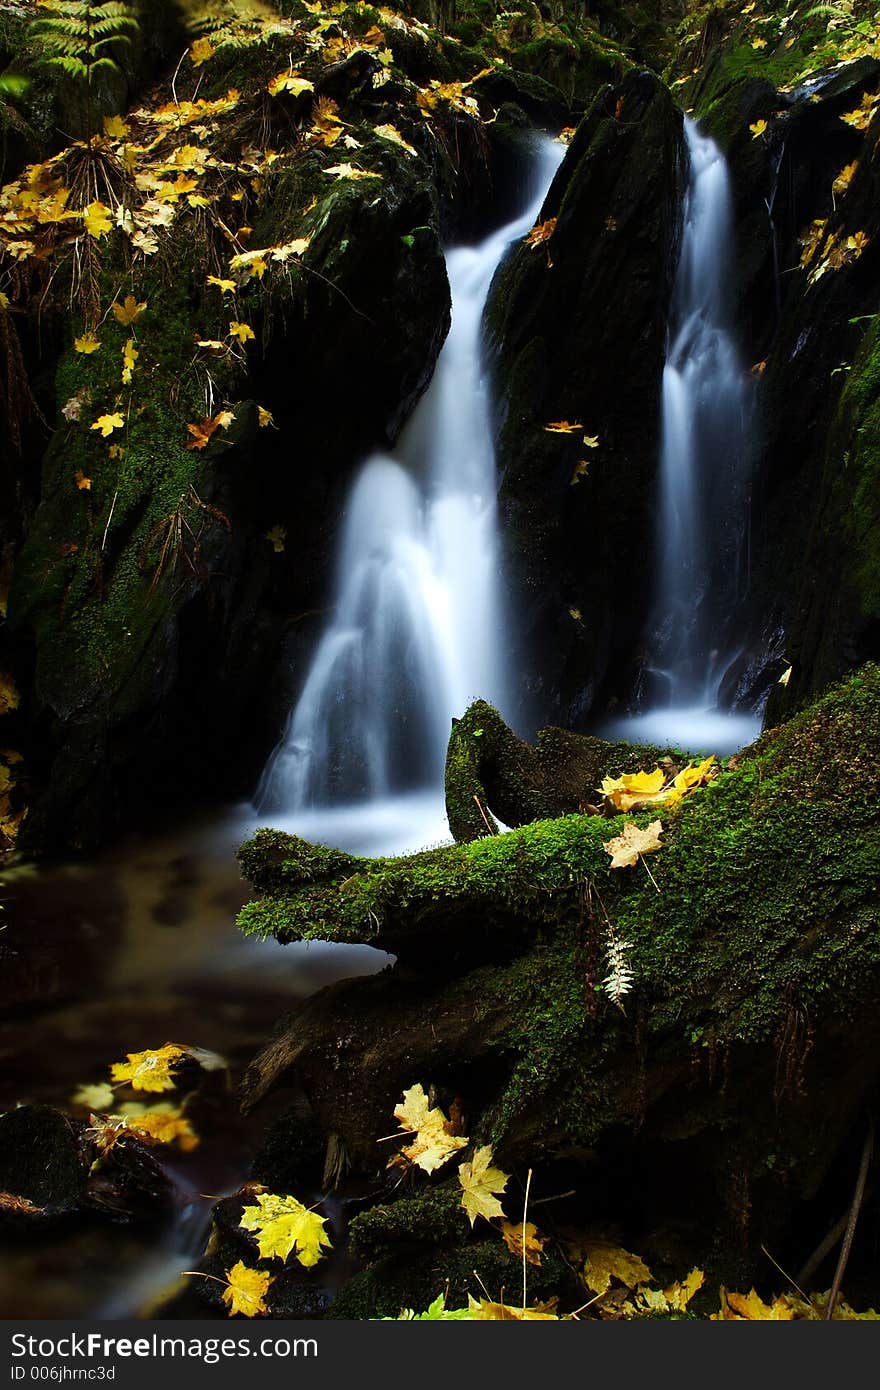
(522, 1166, 533, 1314)
(101, 489, 118, 552)
(825, 1117, 874, 1319)
(760, 1244, 809, 1303)
(473, 794, 496, 836)
(639, 853, 661, 893)
(796, 1211, 849, 1289)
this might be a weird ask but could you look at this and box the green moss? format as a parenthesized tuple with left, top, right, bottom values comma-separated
(832, 319, 880, 619)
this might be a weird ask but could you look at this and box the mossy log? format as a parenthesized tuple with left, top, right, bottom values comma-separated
(443, 697, 685, 841)
(238, 668, 880, 1269)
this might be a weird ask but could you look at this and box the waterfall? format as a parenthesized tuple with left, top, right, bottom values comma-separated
(256, 139, 564, 827)
(605, 117, 762, 754)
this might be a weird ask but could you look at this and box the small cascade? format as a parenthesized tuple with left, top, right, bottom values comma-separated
(256, 139, 563, 820)
(608, 117, 762, 754)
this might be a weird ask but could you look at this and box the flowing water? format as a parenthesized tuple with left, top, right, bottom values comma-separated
(2, 143, 566, 1317)
(603, 117, 762, 755)
(256, 137, 565, 820)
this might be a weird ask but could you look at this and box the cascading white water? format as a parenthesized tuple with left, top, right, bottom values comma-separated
(256, 139, 563, 833)
(605, 117, 761, 754)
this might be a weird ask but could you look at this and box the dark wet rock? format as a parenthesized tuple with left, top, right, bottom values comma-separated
(0, 1104, 88, 1214)
(485, 69, 684, 730)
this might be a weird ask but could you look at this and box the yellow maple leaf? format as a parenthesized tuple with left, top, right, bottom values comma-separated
(713, 1287, 796, 1320)
(83, 202, 113, 238)
(268, 72, 315, 98)
(108, 443, 123, 459)
(603, 818, 664, 870)
(833, 161, 859, 196)
(222, 1262, 272, 1318)
(778, 663, 792, 686)
(240, 1192, 331, 1268)
(751, 37, 767, 50)
(112, 294, 147, 327)
(74, 332, 101, 354)
(663, 1267, 705, 1311)
(71, 1082, 115, 1111)
(544, 420, 582, 433)
(228, 321, 255, 343)
(581, 1239, 653, 1296)
(324, 162, 381, 180)
(207, 276, 237, 293)
(117, 1105, 199, 1151)
(500, 1219, 546, 1266)
(265, 525, 286, 552)
(600, 766, 666, 812)
(526, 217, 557, 249)
(388, 1082, 468, 1174)
(189, 36, 215, 67)
(374, 123, 417, 156)
(672, 754, 716, 793)
(90, 413, 124, 438)
(102, 114, 130, 139)
(847, 230, 870, 255)
(467, 1295, 558, 1319)
(186, 413, 229, 451)
(74, 469, 91, 490)
(458, 1145, 509, 1226)
(257, 406, 275, 427)
(749, 119, 768, 139)
(272, 238, 310, 262)
(109, 1043, 187, 1092)
(121, 338, 138, 385)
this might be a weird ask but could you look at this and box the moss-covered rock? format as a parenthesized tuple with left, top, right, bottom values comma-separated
(237, 666, 880, 1275)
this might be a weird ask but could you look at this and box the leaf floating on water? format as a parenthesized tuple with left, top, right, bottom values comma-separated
(71, 1082, 115, 1111)
(110, 1043, 187, 1093)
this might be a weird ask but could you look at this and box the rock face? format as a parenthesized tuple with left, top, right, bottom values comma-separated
(484, 69, 684, 731)
(234, 667, 880, 1312)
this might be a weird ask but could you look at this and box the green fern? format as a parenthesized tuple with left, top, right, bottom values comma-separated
(29, 1, 139, 87)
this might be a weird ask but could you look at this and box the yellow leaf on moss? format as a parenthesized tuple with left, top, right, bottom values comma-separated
(459, 1145, 509, 1226)
(90, 413, 124, 438)
(374, 123, 417, 156)
(121, 338, 138, 384)
(74, 470, 91, 490)
(222, 1262, 272, 1318)
(581, 1240, 652, 1296)
(112, 294, 147, 326)
(208, 276, 237, 293)
(833, 161, 858, 196)
(110, 1043, 187, 1092)
(268, 72, 314, 98)
(74, 332, 101, 354)
(240, 1192, 331, 1268)
(713, 1287, 797, 1320)
(257, 406, 275, 428)
(83, 202, 113, 238)
(603, 819, 664, 870)
(526, 217, 556, 249)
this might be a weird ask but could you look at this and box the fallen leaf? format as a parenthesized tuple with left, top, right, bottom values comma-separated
(268, 72, 315, 98)
(544, 420, 582, 434)
(228, 321, 255, 343)
(102, 115, 130, 139)
(222, 1262, 272, 1318)
(388, 1082, 468, 1175)
(240, 1192, 331, 1267)
(74, 470, 91, 491)
(581, 1239, 652, 1296)
(257, 407, 275, 427)
(207, 276, 237, 293)
(778, 664, 792, 686)
(74, 332, 101, 354)
(71, 1082, 115, 1110)
(0, 674, 20, 716)
(833, 161, 858, 196)
(526, 218, 556, 249)
(458, 1145, 509, 1226)
(467, 1295, 558, 1320)
(83, 202, 113, 238)
(749, 119, 768, 139)
(500, 1219, 547, 1266)
(112, 294, 147, 327)
(189, 37, 215, 67)
(374, 123, 417, 156)
(324, 163, 381, 180)
(713, 1287, 796, 1320)
(603, 819, 664, 870)
(90, 413, 124, 438)
(121, 338, 138, 384)
(110, 1043, 187, 1093)
(265, 525, 286, 552)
